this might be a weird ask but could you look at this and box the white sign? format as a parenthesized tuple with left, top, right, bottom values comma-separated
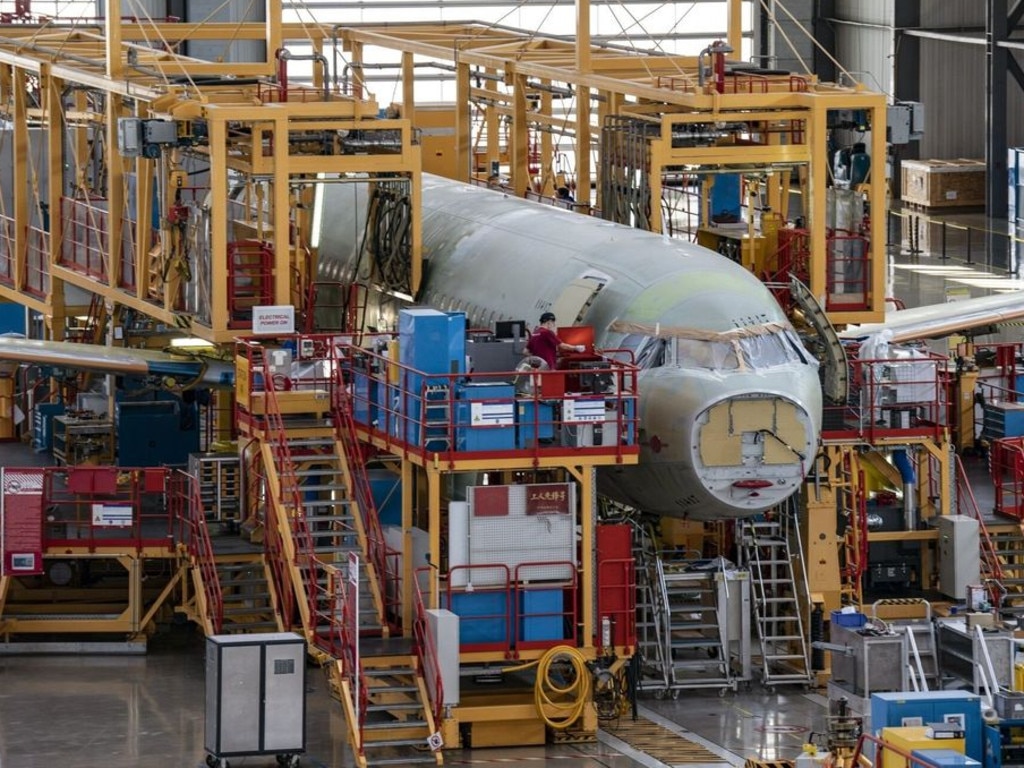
(563, 398, 606, 423)
(91, 504, 133, 527)
(469, 401, 514, 426)
(252, 305, 295, 335)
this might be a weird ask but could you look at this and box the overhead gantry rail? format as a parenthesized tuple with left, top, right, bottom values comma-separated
(0, 3, 422, 344)
(330, 17, 888, 326)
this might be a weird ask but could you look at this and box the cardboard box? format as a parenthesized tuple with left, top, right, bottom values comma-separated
(965, 612, 996, 630)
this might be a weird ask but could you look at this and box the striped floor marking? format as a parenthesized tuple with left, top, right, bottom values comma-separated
(601, 711, 739, 767)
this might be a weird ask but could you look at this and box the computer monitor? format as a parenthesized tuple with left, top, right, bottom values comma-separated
(495, 320, 527, 339)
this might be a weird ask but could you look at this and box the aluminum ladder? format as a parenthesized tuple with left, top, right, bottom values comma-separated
(739, 515, 814, 690)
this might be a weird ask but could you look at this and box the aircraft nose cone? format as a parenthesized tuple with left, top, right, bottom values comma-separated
(693, 394, 815, 513)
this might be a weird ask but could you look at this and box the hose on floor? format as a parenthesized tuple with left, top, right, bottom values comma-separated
(503, 644, 591, 730)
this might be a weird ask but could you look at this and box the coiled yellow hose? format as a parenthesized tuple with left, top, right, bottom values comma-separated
(508, 645, 591, 731)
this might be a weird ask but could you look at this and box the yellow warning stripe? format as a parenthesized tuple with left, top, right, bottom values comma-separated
(603, 716, 728, 764)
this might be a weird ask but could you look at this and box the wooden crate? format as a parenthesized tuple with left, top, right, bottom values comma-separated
(901, 158, 986, 208)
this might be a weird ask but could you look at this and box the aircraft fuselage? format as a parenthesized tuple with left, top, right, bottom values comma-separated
(317, 175, 823, 520)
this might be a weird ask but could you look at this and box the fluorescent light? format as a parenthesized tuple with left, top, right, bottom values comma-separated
(170, 337, 216, 349)
(310, 174, 327, 249)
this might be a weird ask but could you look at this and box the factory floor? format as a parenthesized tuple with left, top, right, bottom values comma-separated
(0, 627, 832, 768)
(0, 207, 1016, 768)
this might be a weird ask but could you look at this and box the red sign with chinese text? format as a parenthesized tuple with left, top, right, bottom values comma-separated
(525, 483, 570, 515)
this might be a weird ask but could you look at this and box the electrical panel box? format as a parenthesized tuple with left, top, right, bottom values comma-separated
(117, 118, 143, 157)
(937, 515, 980, 600)
(205, 633, 306, 762)
(888, 104, 912, 146)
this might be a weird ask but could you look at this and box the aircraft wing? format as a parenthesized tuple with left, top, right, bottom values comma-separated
(838, 290, 1024, 343)
(0, 337, 235, 388)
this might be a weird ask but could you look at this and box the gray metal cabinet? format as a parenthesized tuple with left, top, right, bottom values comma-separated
(205, 633, 305, 767)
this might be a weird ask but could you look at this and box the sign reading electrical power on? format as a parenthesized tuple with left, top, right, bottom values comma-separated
(252, 305, 296, 335)
(525, 483, 570, 515)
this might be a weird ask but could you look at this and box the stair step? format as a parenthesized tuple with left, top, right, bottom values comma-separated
(765, 654, 807, 661)
(364, 719, 428, 731)
(369, 684, 420, 695)
(367, 701, 423, 713)
(362, 738, 432, 749)
(366, 755, 437, 767)
(366, 667, 416, 678)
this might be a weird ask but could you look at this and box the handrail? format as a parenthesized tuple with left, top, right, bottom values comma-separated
(955, 453, 1004, 607)
(850, 732, 955, 768)
(172, 470, 224, 634)
(413, 566, 444, 727)
(332, 369, 401, 629)
(318, 555, 370, 760)
(41, 466, 173, 551)
(256, 346, 322, 634)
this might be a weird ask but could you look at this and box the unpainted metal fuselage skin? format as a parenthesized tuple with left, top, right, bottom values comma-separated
(318, 175, 823, 521)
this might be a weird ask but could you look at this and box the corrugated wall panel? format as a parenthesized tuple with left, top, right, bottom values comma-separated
(769, 0, 816, 74)
(919, 1, 984, 27)
(835, 24, 892, 94)
(835, 0, 892, 27)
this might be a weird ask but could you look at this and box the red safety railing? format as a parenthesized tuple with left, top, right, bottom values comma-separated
(119, 213, 137, 291)
(332, 373, 401, 630)
(514, 561, 577, 651)
(826, 229, 871, 312)
(255, 346, 325, 635)
(596, 556, 636, 652)
(41, 466, 174, 551)
(849, 732, 961, 768)
(170, 470, 224, 633)
(338, 338, 640, 463)
(227, 240, 275, 329)
(992, 437, 1024, 520)
(822, 354, 945, 443)
(446, 564, 514, 653)
(314, 554, 370, 759)
(25, 225, 49, 297)
(413, 566, 444, 727)
(60, 196, 109, 281)
(247, 442, 295, 628)
(955, 453, 1004, 607)
(0, 213, 13, 286)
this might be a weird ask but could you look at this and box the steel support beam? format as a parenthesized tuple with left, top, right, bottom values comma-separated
(988, 0, 1010, 230)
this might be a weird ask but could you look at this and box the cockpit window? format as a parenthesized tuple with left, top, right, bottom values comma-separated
(740, 329, 816, 368)
(677, 339, 740, 370)
(616, 328, 815, 372)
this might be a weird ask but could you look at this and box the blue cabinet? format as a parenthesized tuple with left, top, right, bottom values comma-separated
(985, 720, 1024, 768)
(455, 382, 515, 451)
(446, 591, 509, 646)
(516, 401, 555, 447)
(871, 692, 983, 761)
(518, 589, 566, 643)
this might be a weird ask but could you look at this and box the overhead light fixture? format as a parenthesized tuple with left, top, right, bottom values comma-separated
(170, 337, 216, 349)
(310, 173, 327, 249)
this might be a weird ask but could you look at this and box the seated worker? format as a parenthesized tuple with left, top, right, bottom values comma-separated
(527, 311, 585, 369)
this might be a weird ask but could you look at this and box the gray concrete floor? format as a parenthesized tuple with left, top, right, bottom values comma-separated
(0, 631, 832, 768)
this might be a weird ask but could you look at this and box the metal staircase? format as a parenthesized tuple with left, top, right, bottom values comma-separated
(216, 556, 280, 633)
(285, 433, 387, 637)
(739, 514, 814, 690)
(660, 560, 735, 694)
(356, 644, 442, 768)
(261, 363, 441, 767)
(634, 527, 669, 692)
